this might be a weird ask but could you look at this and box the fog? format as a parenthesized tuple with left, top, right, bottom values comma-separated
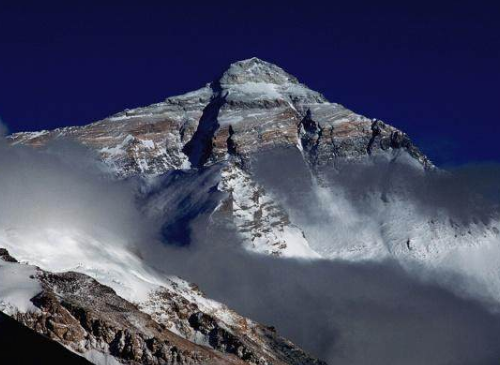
(245, 148, 500, 302)
(140, 149, 500, 364)
(159, 226, 500, 365)
(1, 137, 500, 364)
(0, 139, 153, 248)
(248, 147, 500, 230)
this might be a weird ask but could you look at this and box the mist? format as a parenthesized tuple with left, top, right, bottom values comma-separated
(0, 140, 152, 247)
(138, 151, 500, 364)
(1, 138, 500, 364)
(244, 148, 500, 300)
(248, 147, 500, 228)
(0, 138, 163, 301)
(142, 214, 500, 365)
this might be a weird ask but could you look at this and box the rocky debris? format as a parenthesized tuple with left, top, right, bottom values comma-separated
(14, 269, 244, 365)
(187, 311, 327, 365)
(188, 311, 263, 364)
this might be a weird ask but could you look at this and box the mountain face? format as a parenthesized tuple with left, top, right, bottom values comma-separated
(2, 58, 500, 364)
(7, 57, 431, 259)
(8, 57, 431, 177)
(1, 249, 325, 365)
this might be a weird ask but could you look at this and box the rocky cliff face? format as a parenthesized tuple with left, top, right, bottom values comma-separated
(8, 57, 431, 177)
(1, 250, 326, 365)
(0, 311, 93, 365)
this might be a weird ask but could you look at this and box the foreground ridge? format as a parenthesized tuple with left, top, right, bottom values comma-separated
(0, 249, 327, 365)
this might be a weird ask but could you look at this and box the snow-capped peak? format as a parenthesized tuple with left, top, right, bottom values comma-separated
(219, 57, 300, 86)
(216, 57, 327, 104)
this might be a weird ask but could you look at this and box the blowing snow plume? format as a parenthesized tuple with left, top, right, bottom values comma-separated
(0, 138, 164, 301)
(3, 127, 500, 365)
(128, 154, 500, 365)
(2, 136, 500, 364)
(139, 210, 500, 365)
(243, 147, 500, 300)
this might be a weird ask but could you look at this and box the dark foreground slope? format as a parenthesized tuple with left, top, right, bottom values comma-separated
(0, 312, 92, 365)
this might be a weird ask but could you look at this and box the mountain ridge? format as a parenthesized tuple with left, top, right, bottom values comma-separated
(7, 57, 432, 176)
(0, 248, 327, 365)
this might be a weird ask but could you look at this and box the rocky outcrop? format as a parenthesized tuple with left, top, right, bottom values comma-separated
(1, 58, 437, 364)
(368, 119, 431, 167)
(0, 311, 93, 365)
(0, 247, 18, 262)
(143, 281, 325, 365)
(6, 58, 432, 260)
(8, 86, 213, 176)
(3, 58, 433, 264)
(7, 58, 432, 178)
(1, 249, 326, 365)
(15, 270, 244, 365)
(215, 163, 318, 258)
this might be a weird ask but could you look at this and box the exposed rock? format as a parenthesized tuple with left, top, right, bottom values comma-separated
(2, 58, 438, 364)
(6, 58, 432, 261)
(7, 58, 432, 178)
(215, 163, 319, 258)
(0, 247, 18, 263)
(0, 311, 93, 365)
(15, 268, 243, 365)
(0, 249, 327, 365)
(143, 283, 326, 365)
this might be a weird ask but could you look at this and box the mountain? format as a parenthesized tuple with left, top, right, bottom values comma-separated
(9, 57, 431, 177)
(7, 57, 432, 259)
(2, 58, 500, 364)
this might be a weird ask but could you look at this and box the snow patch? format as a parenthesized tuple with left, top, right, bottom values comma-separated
(0, 260, 41, 315)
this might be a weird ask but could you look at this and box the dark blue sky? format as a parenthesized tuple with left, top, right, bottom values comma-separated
(0, 1, 499, 165)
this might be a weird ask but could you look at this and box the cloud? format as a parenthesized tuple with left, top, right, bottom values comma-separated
(0, 141, 149, 243)
(1, 137, 500, 364)
(0, 135, 158, 285)
(145, 216, 500, 365)
(248, 147, 500, 227)
(137, 151, 500, 365)
(244, 148, 500, 302)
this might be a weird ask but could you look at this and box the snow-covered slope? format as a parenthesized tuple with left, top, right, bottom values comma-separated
(0, 250, 41, 315)
(216, 163, 319, 258)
